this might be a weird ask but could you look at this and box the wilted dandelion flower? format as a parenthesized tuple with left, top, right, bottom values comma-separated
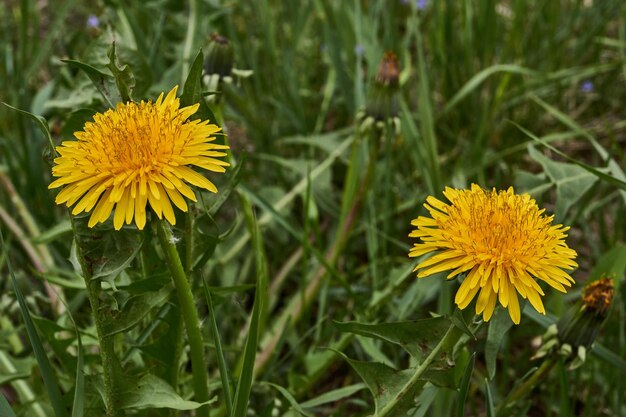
(49, 86, 229, 230)
(409, 184, 577, 324)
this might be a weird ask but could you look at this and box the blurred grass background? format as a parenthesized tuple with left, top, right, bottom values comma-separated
(1, 0, 626, 416)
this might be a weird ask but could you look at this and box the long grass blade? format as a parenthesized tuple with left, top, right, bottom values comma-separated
(0, 391, 18, 417)
(2, 231, 69, 417)
(231, 205, 268, 417)
(455, 352, 476, 417)
(203, 279, 233, 416)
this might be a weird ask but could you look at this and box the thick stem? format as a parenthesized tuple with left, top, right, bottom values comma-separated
(155, 219, 210, 417)
(72, 220, 124, 417)
(377, 324, 459, 417)
(83, 280, 124, 417)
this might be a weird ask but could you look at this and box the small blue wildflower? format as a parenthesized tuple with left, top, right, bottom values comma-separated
(416, 0, 428, 9)
(354, 44, 365, 56)
(86, 15, 100, 29)
(580, 81, 594, 93)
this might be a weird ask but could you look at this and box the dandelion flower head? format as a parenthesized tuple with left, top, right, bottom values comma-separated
(49, 86, 229, 230)
(409, 184, 577, 324)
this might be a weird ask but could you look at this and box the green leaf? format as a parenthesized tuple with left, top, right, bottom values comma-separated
(192, 213, 220, 271)
(442, 65, 538, 115)
(262, 382, 314, 417)
(181, 50, 204, 107)
(242, 185, 346, 287)
(485, 378, 495, 417)
(450, 309, 476, 339)
(203, 280, 233, 416)
(280, 128, 352, 155)
(337, 352, 455, 415)
(208, 154, 243, 216)
(231, 208, 268, 417)
(133, 305, 182, 376)
(0, 391, 18, 417)
(1, 102, 55, 154)
(60, 109, 98, 139)
(298, 383, 366, 408)
(181, 50, 217, 123)
(587, 244, 626, 282)
(455, 352, 475, 417)
(38, 271, 86, 290)
(206, 284, 256, 295)
(68, 310, 84, 417)
(62, 59, 121, 108)
(102, 287, 171, 337)
(527, 145, 597, 221)
(72, 217, 143, 285)
(334, 316, 452, 359)
(485, 308, 514, 380)
(529, 94, 608, 158)
(515, 123, 626, 192)
(592, 345, 626, 373)
(0, 372, 30, 385)
(106, 42, 134, 102)
(33, 220, 73, 244)
(114, 44, 152, 97)
(2, 232, 69, 417)
(120, 374, 214, 410)
(515, 171, 551, 197)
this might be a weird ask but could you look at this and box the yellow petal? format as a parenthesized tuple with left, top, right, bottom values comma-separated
(114, 188, 130, 230)
(507, 288, 521, 324)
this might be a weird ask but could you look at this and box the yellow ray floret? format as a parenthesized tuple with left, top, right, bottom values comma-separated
(49, 86, 229, 230)
(409, 184, 577, 324)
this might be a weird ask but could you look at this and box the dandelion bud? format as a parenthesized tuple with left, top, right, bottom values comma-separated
(362, 51, 401, 123)
(205, 33, 234, 78)
(375, 51, 400, 88)
(557, 277, 614, 350)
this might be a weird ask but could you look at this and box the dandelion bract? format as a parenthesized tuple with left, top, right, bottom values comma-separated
(49, 86, 229, 230)
(409, 184, 578, 324)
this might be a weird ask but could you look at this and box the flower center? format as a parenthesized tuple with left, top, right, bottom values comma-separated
(442, 190, 551, 268)
(83, 101, 187, 179)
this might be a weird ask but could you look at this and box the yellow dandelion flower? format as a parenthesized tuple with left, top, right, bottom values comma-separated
(49, 86, 229, 230)
(409, 184, 577, 324)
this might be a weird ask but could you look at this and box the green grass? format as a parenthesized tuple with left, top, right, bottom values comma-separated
(1, 1, 626, 416)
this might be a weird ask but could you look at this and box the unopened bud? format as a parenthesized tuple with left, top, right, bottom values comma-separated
(375, 51, 400, 87)
(364, 51, 401, 122)
(557, 277, 614, 350)
(205, 33, 234, 77)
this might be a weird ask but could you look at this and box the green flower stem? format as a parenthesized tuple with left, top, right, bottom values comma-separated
(155, 219, 210, 417)
(496, 357, 556, 417)
(377, 323, 459, 417)
(72, 221, 124, 417)
(84, 280, 124, 417)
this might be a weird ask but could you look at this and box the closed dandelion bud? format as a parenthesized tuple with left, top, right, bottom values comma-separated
(557, 277, 614, 350)
(205, 33, 234, 77)
(364, 51, 401, 122)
